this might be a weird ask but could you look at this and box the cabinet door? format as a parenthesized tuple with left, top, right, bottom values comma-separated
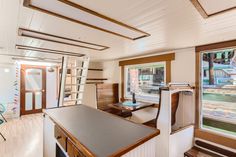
(67, 139, 86, 157)
(54, 125, 67, 150)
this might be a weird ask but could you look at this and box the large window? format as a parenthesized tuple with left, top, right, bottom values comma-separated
(125, 62, 166, 102)
(200, 49, 236, 137)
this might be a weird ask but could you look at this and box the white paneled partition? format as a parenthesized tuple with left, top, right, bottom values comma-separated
(122, 137, 157, 157)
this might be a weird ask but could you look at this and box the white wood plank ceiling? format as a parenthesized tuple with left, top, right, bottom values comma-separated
(0, 0, 236, 62)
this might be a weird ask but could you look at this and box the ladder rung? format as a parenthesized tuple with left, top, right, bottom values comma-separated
(65, 84, 85, 86)
(64, 99, 82, 102)
(66, 75, 86, 78)
(64, 91, 83, 94)
(67, 67, 87, 70)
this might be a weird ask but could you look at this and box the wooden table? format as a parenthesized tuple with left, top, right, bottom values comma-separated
(108, 101, 155, 112)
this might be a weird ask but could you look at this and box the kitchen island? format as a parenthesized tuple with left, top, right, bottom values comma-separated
(43, 105, 160, 157)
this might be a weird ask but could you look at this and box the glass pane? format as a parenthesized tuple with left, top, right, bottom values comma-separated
(125, 62, 165, 101)
(25, 69, 42, 90)
(35, 92, 42, 109)
(25, 92, 33, 111)
(201, 49, 236, 136)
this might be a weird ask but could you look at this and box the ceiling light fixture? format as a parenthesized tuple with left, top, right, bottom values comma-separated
(16, 44, 85, 57)
(18, 28, 109, 51)
(23, 0, 150, 40)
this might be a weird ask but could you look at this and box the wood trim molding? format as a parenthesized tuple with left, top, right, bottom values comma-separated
(195, 50, 201, 128)
(166, 61, 171, 83)
(196, 39, 236, 52)
(195, 39, 236, 149)
(16, 45, 85, 57)
(23, 0, 150, 40)
(190, 0, 236, 18)
(195, 129, 236, 149)
(119, 53, 175, 66)
(190, 0, 208, 18)
(120, 66, 125, 101)
(19, 28, 109, 51)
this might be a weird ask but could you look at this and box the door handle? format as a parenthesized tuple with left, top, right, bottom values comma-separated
(42, 89, 45, 92)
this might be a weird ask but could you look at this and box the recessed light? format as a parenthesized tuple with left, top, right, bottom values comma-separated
(4, 68, 10, 73)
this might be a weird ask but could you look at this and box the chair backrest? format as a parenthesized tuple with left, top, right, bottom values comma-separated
(96, 83, 119, 111)
(153, 87, 166, 128)
(171, 92, 180, 126)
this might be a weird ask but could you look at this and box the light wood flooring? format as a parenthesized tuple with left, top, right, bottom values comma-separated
(0, 114, 43, 157)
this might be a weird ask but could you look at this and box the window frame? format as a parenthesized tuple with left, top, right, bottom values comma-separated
(119, 53, 175, 102)
(195, 39, 236, 149)
(198, 51, 236, 139)
(124, 62, 166, 103)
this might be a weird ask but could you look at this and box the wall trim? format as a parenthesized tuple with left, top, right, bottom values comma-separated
(119, 53, 175, 66)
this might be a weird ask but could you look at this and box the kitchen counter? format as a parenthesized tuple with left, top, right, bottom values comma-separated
(44, 105, 160, 157)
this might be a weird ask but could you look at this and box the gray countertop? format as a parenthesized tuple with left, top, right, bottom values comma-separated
(44, 105, 159, 157)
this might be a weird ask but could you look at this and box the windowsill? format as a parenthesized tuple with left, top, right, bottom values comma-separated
(195, 128, 236, 149)
(200, 126, 236, 140)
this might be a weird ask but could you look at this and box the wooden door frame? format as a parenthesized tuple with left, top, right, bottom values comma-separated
(20, 65, 47, 115)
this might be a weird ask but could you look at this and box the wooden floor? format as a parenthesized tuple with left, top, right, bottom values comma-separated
(0, 114, 43, 157)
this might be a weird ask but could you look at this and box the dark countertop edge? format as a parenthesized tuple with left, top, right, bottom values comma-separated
(43, 105, 160, 157)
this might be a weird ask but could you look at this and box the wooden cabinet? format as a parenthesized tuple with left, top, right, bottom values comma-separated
(67, 139, 86, 157)
(54, 125, 67, 150)
(54, 125, 88, 157)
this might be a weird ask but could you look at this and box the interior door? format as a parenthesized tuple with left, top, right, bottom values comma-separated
(20, 65, 46, 115)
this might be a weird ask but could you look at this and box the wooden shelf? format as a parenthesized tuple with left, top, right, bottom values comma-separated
(87, 78, 108, 81)
(88, 68, 103, 71)
(86, 82, 104, 84)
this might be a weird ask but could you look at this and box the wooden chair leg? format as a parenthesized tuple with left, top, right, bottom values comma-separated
(0, 132, 6, 141)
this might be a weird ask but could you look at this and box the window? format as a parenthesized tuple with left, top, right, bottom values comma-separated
(200, 49, 236, 137)
(125, 62, 166, 102)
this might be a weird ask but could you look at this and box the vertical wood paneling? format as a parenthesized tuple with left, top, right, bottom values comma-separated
(122, 138, 157, 157)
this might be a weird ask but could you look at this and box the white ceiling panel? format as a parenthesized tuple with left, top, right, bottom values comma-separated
(0, 0, 236, 62)
(198, 0, 236, 15)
